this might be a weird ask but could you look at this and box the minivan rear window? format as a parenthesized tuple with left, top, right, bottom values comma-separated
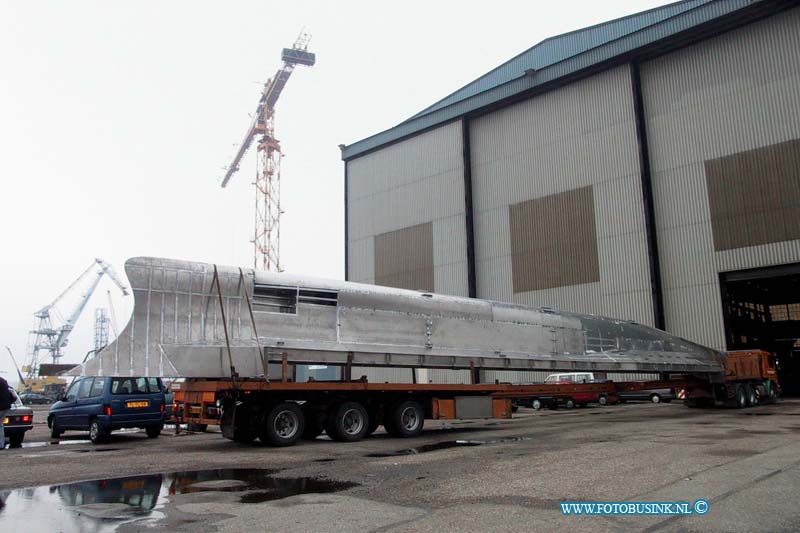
(111, 377, 160, 395)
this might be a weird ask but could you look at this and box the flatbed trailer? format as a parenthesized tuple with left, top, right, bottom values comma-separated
(172, 350, 781, 447)
(172, 373, 706, 446)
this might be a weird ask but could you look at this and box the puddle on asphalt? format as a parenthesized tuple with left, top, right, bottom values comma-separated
(365, 436, 532, 458)
(0, 468, 358, 532)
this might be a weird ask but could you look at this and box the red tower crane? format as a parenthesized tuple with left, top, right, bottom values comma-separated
(221, 32, 316, 272)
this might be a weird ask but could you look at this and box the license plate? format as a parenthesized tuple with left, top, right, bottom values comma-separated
(126, 401, 149, 408)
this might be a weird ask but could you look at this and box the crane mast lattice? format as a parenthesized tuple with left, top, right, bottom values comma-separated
(27, 258, 129, 375)
(221, 32, 315, 272)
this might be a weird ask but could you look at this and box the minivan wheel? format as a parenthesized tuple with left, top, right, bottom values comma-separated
(50, 418, 63, 439)
(89, 420, 108, 444)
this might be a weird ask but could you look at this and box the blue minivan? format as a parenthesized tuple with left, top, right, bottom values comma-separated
(48, 376, 166, 443)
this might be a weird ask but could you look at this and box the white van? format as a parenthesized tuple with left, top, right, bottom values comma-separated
(544, 372, 598, 384)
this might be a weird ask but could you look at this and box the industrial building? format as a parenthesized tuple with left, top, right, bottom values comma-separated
(341, 0, 800, 392)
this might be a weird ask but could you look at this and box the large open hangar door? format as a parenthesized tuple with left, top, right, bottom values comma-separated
(721, 264, 800, 395)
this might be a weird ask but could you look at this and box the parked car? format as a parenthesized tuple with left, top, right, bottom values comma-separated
(544, 372, 608, 408)
(516, 373, 610, 409)
(618, 388, 675, 403)
(19, 392, 53, 405)
(3, 397, 34, 448)
(48, 376, 166, 443)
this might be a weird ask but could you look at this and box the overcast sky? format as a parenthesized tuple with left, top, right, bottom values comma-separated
(0, 0, 669, 385)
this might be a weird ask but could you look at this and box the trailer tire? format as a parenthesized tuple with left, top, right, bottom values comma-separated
(384, 400, 424, 438)
(531, 399, 542, 410)
(325, 402, 369, 442)
(564, 399, 575, 409)
(598, 395, 608, 406)
(260, 402, 304, 447)
(734, 384, 747, 409)
(187, 422, 207, 432)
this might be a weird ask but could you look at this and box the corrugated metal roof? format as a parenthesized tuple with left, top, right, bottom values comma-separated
(341, 0, 768, 161)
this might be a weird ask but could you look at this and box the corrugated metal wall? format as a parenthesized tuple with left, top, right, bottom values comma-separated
(641, 7, 800, 350)
(346, 121, 469, 296)
(469, 65, 654, 324)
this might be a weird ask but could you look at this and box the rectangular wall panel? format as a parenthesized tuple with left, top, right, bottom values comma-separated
(510, 186, 600, 292)
(374, 222, 434, 291)
(346, 121, 469, 296)
(470, 65, 653, 324)
(706, 139, 800, 251)
(642, 7, 800, 350)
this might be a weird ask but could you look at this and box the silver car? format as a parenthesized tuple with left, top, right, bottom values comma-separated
(617, 388, 675, 404)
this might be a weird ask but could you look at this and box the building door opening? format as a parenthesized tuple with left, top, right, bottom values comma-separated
(720, 263, 800, 396)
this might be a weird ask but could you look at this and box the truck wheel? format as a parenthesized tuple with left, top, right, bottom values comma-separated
(384, 400, 424, 438)
(50, 417, 63, 439)
(261, 402, 305, 447)
(734, 384, 747, 409)
(650, 394, 661, 404)
(598, 395, 608, 406)
(326, 402, 369, 442)
(532, 399, 542, 410)
(745, 384, 757, 407)
(187, 422, 207, 432)
(768, 383, 778, 404)
(9, 433, 24, 448)
(89, 420, 108, 444)
(146, 425, 163, 439)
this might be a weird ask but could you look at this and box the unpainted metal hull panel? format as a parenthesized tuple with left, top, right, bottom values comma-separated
(72, 257, 726, 379)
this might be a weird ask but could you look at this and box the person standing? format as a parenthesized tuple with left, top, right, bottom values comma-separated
(0, 375, 19, 450)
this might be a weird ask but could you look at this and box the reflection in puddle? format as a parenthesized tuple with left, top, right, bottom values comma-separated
(0, 468, 358, 532)
(365, 436, 533, 457)
(366, 439, 484, 457)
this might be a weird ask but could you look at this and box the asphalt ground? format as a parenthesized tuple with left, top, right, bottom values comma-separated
(1, 399, 799, 532)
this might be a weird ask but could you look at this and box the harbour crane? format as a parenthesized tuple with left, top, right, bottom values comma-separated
(221, 31, 316, 272)
(26, 258, 129, 375)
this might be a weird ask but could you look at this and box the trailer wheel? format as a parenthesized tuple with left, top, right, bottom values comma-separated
(384, 400, 425, 438)
(745, 384, 757, 407)
(598, 395, 608, 406)
(734, 384, 747, 409)
(325, 402, 369, 442)
(564, 399, 575, 409)
(531, 399, 542, 410)
(260, 402, 304, 447)
(187, 422, 207, 432)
